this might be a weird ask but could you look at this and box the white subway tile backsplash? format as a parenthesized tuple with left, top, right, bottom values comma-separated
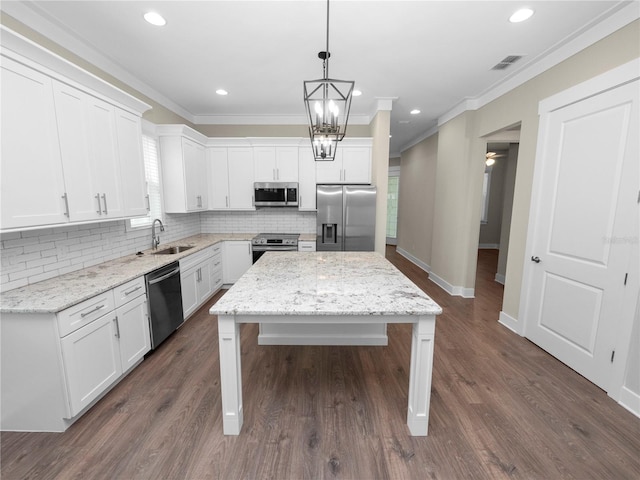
(0, 210, 314, 292)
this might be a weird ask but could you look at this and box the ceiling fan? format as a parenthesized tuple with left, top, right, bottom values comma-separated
(485, 151, 506, 166)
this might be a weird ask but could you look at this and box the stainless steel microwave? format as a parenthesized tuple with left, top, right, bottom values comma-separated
(254, 182, 299, 207)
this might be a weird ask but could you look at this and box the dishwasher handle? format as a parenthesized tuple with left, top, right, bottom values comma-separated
(147, 265, 180, 285)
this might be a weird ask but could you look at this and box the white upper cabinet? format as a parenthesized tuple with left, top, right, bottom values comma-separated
(0, 33, 151, 232)
(158, 127, 208, 213)
(1, 57, 69, 229)
(254, 146, 299, 182)
(298, 147, 317, 210)
(208, 145, 255, 210)
(316, 144, 372, 184)
(115, 110, 148, 217)
(85, 95, 125, 218)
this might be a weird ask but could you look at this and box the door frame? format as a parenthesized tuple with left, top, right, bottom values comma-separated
(519, 58, 639, 403)
(386, 166, 401, 245)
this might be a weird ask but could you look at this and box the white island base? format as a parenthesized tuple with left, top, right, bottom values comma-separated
(258, 322, 387, 345)
(210, 252, 442, 437)
(219, 313, 435, 436)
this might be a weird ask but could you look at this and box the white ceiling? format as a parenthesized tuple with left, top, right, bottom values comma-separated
(2, 1, 636, 154)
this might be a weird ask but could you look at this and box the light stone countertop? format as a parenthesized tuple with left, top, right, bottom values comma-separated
(0, 233, 255, 314)
(209, 251, 442, 317)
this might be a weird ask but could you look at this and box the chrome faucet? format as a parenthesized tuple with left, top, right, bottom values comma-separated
(151, 218, 165, 249)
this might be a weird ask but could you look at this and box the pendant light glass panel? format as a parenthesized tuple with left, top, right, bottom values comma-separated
(304, 78, 354, 161)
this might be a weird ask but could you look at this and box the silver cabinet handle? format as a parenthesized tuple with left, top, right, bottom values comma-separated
(225, 196, 229, 207)
(273, 168, 276, 180)
(102, 194, 108, 214)
(81, 304, 105, 318)
(145, 194, 150, 212)
(124, 285, 142, 296)
(96, 194, 102, 215)
(248, 243, 251, 255)
(113, 316, 120, 338)
(62, 193, 70, 217)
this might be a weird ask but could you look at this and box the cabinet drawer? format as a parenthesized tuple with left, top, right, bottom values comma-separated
(179, 246, 213, 272)
(211, 252, 222, 272)
(298, 241, 316, 252)
(211, 243, 223, 257)
(113, 276, 146, 308)
(57, 290, 115, 338)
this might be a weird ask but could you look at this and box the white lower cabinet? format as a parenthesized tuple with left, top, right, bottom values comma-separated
(0, 276, 149, 432)
(298, 241, 317, 252)
(180, 246, 220, 319)
(60, 312, 122, 416)
(223, 241, 252, 284)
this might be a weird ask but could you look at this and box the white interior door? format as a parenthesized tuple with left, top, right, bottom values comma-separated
(523, 79, 638, 392)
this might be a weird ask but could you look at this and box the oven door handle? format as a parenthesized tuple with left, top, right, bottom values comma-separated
(253, 246, 297, 251)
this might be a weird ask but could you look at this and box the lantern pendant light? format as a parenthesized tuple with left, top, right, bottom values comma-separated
(303, 0, 354, 161)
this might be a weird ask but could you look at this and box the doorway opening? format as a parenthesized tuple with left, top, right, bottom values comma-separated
(477, 125, 520, 295)
(386, 165, 401, 245)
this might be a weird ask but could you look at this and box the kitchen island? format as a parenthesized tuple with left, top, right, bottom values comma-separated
(209, 251, 442, 436)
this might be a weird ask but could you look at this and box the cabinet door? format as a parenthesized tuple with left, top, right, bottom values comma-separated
(197, 260, 213, 305)
(183, 139, 201, 211)
(315, 149, 343, 183)
(342, 147, 371, 184)
(86, 97, 124, 217)
(1, 58, 69, 229)
(61, 313, 122, 416)
(298, 147, 317, 210)
(52, 81, 100, 222)
(227, 148, 255, 209)
(180, 267, 199, 319)
(115, 109, 148, 217)
(254, 147, 277, 182)
(116, 294, 150, 372)
(223, 241, 252, 283)
(208, 148, 230, 209)
(275, 147, 299, 182)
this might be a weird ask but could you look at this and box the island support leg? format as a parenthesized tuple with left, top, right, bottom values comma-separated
(406, 315, 435, 436)
(218, 315, 243, 435)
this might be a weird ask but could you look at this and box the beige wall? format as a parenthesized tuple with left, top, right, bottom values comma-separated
(397, 134, 438, 267)
(397, 20, 638, 309)
(478, 156, 507, 246)
(496, 144, 519, 281)
(370, 110, 391, 255)
(476, 19, 640, 319)
(194, 124, 371, 138)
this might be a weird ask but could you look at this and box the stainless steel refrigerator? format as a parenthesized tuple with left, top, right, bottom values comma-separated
(316, 184, 376, 251)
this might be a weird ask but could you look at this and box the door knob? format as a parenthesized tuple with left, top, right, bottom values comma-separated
(531, 256, 541, 263)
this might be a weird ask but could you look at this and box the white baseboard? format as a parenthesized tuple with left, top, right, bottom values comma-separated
(478, 243, 500, 249)
(618, 386, 640, 418)
(396, 247, 431, 273)
(495, 273, 505, 285)
(498, 310, 523, 335)
(429, 272, 474, 298)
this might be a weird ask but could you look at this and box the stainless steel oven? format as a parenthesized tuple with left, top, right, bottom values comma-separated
(251, 233, 299, 263)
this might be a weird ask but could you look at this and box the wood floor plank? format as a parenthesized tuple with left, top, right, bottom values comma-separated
(2, 247, 639, 479)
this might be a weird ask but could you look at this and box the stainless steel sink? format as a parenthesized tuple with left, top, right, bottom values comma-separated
(153, 245, 194, 255)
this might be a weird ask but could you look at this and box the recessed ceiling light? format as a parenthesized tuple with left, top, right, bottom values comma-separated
(509, 8, 534, 23)
(410, 109, 421, 115)
(389, 134, 392, 138)
(144, 12, 166, 26)
(353, 90, 362, 97)
(216, 89, 228, 96)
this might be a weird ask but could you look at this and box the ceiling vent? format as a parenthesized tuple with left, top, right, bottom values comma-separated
(491, 55, 523, 71)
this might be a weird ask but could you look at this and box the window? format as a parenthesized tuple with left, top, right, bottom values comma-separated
(481, 169, 491, 224)
(130, 134, 162, 228)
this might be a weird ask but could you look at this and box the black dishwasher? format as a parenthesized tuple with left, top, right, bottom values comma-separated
(145, 261, 184, 349)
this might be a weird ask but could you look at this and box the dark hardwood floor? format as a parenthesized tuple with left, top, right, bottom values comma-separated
(2, 247, 639, 479)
